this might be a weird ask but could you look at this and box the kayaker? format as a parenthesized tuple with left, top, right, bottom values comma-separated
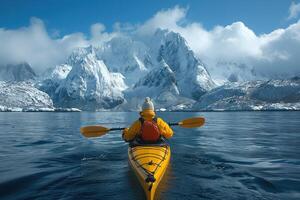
(122, 97, 173, 143)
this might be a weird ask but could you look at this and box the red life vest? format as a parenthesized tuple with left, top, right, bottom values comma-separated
(139, 117, 161, 142)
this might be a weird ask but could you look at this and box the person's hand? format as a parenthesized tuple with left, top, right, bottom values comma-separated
(122, 128, 129, 141)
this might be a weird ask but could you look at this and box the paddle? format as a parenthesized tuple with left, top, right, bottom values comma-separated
(80, 116, 205, 138)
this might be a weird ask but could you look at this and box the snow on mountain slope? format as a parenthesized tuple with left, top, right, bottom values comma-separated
(0, 81, 54, 111)
(93, 29, 215, 99)
(132, 60, 179, 96)
(37, 64, 72, 99)
(0, 62, 36, 82)
(118, 60, 195, 111)
(44, 64, 72, 81)
(110, 73, 128, 91)
(37, 29, 215, 111)
(53, 48, 125, 110)
(95, 36, 152, 86)
(153, 30, 216, 99)
(250, 78, 300, 103)
(193, 77, 300, 111)
(118, 30, 216, 111)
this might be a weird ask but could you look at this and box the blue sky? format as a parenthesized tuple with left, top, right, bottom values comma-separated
(0, 0, 297, 36)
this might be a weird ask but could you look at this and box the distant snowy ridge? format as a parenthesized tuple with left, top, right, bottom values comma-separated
(0, 81, 81, 112)
(193, 77, 300, 111)
(0, 81, 53, 111)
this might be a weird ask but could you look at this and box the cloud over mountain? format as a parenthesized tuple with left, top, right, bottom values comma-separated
(0, 6, 300, 80)
(0, 18, 115, 73)
(135, 6, 300, 81)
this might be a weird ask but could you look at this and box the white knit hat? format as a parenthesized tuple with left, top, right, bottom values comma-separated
(142, 97, 154, 111)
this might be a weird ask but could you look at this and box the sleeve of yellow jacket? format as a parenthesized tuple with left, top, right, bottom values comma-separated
(157, 118, 174, 139)
(123, 120, 141, 141)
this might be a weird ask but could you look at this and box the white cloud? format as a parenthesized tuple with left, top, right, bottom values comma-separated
(257, 20, 300, 77)
(137, 6, 188, 36)
(135, 7, 262, 65)
(90, 23, 119, 46)
(288, 1, 300, 20)
(0, 6, 300, 81)
(135, 6, 300, 81)
(0, 18, 116, 73)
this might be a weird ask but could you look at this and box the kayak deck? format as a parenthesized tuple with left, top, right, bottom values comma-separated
(128, 143, 171, 200)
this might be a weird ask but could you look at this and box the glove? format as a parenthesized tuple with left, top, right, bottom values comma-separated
(122, 128, 129, 141)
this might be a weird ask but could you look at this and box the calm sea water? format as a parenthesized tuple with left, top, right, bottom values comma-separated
(0, 112, 299, 200)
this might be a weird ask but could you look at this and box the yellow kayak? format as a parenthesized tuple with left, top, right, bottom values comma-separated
(128, 141, 171, 200)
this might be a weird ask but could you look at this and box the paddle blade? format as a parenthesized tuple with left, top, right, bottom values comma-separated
(80, 126, 110, 138)
(179, 117, 205, 128)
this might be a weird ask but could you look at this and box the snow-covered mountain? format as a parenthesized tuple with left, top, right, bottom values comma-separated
(1, 29, 299, 111)
(120, 60, 195, 110)
(0, 81, 54, 111)
(193, 77, 300, 111)
(46, 47, 126, 110)
(95, 36, 152, 87)
(0, 62, 36, 82)
(37, 29, 215, 110)
(153, 30, 215, 99)
(37, 64, 72, 100)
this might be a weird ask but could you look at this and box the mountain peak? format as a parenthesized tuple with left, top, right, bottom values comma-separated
(39, 30, 216, 110)
(52, 49, 125, 110)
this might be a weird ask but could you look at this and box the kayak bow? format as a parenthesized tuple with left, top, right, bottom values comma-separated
(128, 142, 171, 200)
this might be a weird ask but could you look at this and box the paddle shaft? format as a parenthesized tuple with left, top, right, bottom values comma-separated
(110, 127, 126, 131)
(80, 117, 204, 137)
(168, 122, 179, 126)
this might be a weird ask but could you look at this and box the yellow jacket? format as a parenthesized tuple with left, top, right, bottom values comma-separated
(123, 110, 173, 141)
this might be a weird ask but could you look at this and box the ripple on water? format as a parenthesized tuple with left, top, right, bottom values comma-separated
(0, 111, 300, 200)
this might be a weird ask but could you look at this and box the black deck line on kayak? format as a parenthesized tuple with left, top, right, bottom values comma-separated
(133, 153, 165, 160)
(140, 162, 161, 168)
(130, 147, 155, 175)
(139, 160, 162, 166)
(130, 146, 169, 181)
(132, 155, 166, 171)
(151, 146, 168, 175)
(131, 146, 167, 153)
(134, 155, 163, 162)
